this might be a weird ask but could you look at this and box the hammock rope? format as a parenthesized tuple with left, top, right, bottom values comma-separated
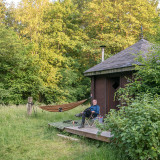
(39, 99, 88, 112)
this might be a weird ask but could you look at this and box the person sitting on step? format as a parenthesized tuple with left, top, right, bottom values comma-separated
(75, 99, 100, 128)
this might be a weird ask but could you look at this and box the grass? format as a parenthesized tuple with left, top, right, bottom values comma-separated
(0, 104, 127, 160)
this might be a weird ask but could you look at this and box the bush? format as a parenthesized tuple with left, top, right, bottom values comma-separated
(117, 46, 160, 103)
(100, 94, 160, 160)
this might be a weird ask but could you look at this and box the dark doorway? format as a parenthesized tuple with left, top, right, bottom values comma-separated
(106, 77, 120, 113)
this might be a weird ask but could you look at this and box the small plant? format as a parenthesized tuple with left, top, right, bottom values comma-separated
(100, 94, 160, 160)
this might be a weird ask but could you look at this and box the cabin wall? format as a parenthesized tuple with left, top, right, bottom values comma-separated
(106, 77, 120, 114)
(91, 76, 95, 99)
(91, 76, 106, 116)
(91, 72, 133, 116)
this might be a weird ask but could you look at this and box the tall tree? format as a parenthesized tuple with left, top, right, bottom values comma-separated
(2, 0, 159, 104)
(83, 0, 159, 58)
(0, 25, 42, 104)
(0, 0, 6, 24)
(12, 0, 90, 103)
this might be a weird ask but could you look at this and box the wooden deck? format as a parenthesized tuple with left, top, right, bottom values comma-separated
(48, 121, 112, 142)
(65, 126, 112, 142)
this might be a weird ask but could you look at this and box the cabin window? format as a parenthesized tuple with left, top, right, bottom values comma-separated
(112, 77, 120, 89)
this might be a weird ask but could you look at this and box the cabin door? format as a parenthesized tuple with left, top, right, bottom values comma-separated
(106, 77, 120, 113)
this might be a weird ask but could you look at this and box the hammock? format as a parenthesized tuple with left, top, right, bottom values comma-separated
(39, 99, 88, 112)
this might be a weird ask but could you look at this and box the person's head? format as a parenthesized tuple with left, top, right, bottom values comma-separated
(92, 99, 97, 106)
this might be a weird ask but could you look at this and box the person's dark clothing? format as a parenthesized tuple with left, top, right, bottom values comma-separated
(89, 105, 100, 115)
(81, 105, 100, 125)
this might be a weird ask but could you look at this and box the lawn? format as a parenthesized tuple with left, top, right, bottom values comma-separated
(0, 104, 127, 160)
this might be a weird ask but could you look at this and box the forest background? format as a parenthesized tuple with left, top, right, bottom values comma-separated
(0, 0, 160, 105)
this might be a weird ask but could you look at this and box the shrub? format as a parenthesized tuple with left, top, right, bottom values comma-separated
(100, 94, 160, 160)
(117, 46, 160, 103)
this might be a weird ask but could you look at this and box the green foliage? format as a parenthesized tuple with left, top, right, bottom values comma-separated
(98, 46, 160, 160)
(0, 0, 6, 23)
(10, 0, 91, 103)
(56, 58, 90, 102)
(1, 0, 160, 104)
(0, 25, 42, 104)
(136, 47, 160, 94)
(82, 0, 159, 57)
(99, 94, 160, 160)
(116, 46, 160, 103)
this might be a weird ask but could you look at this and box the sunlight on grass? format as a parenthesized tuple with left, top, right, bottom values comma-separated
(0, 105, 127, 160)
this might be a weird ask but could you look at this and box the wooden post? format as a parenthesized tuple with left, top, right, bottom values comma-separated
(27, 97, 33, 116)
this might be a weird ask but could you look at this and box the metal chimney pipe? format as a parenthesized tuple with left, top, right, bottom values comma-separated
(100, 45, 106, 62)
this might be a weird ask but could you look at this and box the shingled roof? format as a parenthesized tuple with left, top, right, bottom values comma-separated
(84, 39, 152, 76)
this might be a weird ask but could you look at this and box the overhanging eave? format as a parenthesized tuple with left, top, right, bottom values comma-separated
(84, 66, 135, 77)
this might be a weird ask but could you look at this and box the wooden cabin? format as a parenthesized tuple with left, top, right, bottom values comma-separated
(84, 39, 152, 116)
